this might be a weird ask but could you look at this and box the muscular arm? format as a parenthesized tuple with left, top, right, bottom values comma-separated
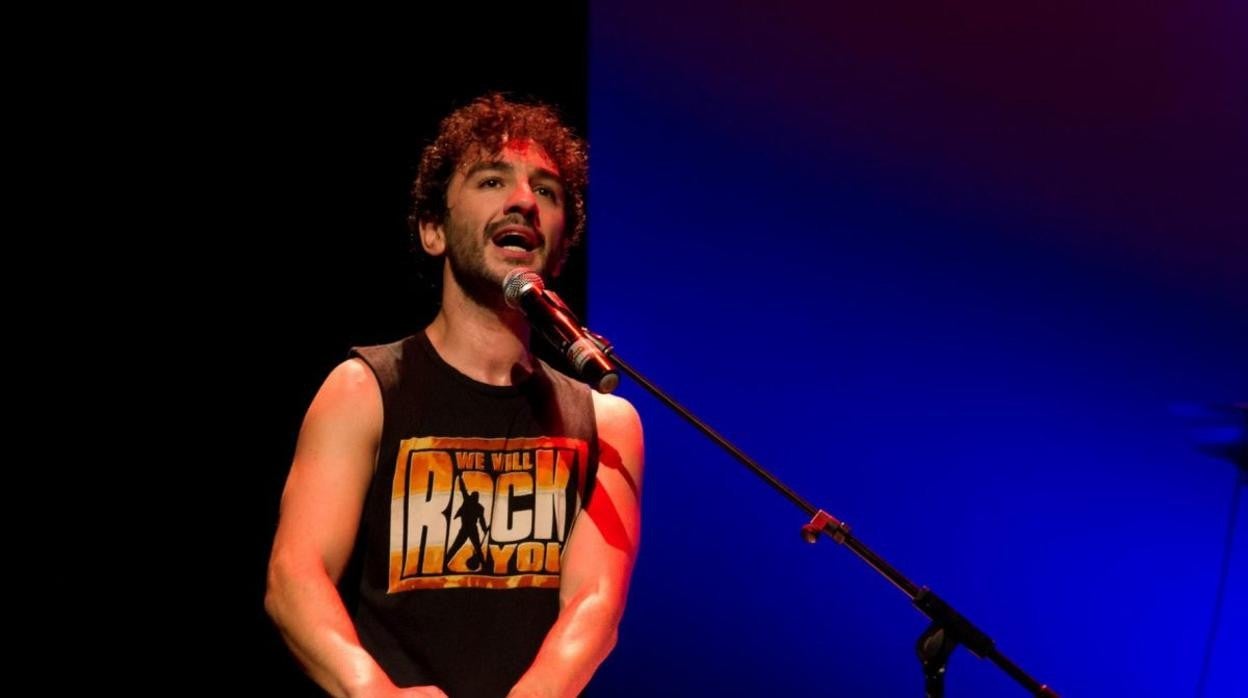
(265, 359, 443, 698)
(509, 392, 645, 698)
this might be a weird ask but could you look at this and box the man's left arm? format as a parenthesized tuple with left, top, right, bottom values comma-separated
(509, 392, 645, 698)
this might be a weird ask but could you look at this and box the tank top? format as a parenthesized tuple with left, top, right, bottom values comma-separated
(348, 331, 598, 697)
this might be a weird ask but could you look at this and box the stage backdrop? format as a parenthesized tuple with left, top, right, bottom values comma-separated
(585, 2, 1247, 696)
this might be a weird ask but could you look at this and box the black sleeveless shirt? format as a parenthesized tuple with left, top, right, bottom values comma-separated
(349, 332, 598, 697)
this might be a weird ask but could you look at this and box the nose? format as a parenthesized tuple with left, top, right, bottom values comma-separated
(504, 181, 539, 222)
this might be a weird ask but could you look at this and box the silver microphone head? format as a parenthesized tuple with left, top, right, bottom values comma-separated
(503, 268, 545, 309)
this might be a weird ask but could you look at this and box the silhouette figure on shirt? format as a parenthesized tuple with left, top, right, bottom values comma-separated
(450, 476, 488, 571)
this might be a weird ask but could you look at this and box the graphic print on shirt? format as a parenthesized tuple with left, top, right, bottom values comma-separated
(388, 435, 590, 593)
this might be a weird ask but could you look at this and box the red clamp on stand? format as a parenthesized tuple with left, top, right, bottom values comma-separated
(802, 509, 851, 544)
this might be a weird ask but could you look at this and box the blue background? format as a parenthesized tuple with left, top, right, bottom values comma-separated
(585, 2, 1247, 696)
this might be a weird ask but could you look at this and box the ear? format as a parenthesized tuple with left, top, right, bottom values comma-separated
(419, 218, 446, 256)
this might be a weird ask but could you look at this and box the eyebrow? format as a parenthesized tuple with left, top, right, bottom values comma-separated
(464, 160, 563, 184)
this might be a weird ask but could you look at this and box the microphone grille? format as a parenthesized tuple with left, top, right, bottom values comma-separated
(503, 268, 544, 309)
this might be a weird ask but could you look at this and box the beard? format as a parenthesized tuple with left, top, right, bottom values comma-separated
(444, 220, 503, 308)
(442, 214, 553, 309)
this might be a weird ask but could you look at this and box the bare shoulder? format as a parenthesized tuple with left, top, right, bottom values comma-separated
(320, 357, 381, 403)
(590, 391, 644, 484)
(289, 357, 385, 483)
(304, 358, 383, 434)
(590, 391, 643, 440)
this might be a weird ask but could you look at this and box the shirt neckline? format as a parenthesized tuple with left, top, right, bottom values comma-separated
(416, 329, 539, 397)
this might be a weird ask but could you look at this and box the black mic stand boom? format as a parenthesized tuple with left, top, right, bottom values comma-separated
(586, 331, 1059, 698)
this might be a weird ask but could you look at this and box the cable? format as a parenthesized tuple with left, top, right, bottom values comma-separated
(1195, 472, 1246, 698)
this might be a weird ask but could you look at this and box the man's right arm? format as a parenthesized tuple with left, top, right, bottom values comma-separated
(265, 358, 445, 698)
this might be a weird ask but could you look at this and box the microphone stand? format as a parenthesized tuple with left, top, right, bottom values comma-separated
(588, 332, 1058, 697)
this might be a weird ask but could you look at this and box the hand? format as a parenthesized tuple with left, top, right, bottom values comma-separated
(351, 677, 448, 698)
(507, 683, 553, 698)
(396, 688, 448, 698)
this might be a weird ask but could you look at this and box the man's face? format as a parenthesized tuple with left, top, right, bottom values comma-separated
(421, 139, 569, 305)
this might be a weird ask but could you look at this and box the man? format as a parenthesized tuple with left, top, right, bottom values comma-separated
(266, 94, 644, 698)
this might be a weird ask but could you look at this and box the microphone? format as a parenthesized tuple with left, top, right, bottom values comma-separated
(503, 268, 619, 394)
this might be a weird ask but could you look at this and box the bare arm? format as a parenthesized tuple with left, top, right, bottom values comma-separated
(265, 359, 446, 698)
(509, 392, 645, 698)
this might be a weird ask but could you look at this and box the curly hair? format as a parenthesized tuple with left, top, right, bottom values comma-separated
(408, 93, 588, 285)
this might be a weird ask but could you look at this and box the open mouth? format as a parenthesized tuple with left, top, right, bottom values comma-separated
(491, 227, 540, 252)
